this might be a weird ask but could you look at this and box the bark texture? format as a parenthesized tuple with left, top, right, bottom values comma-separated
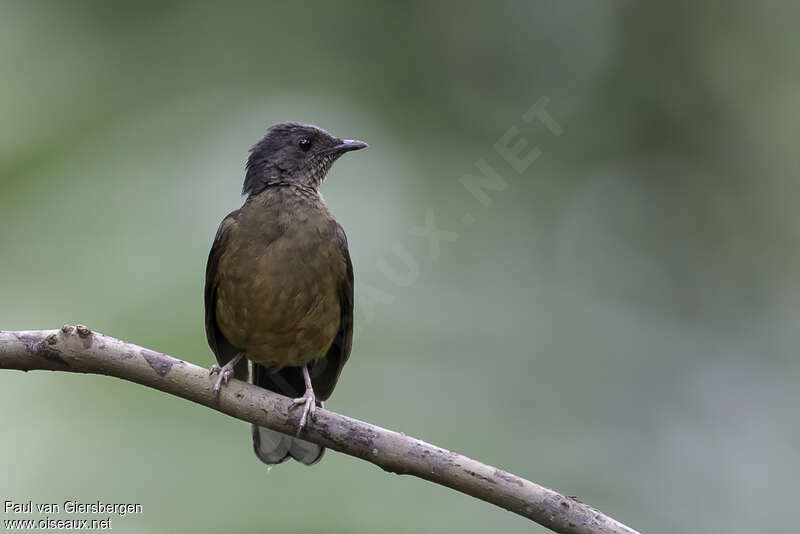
(0, 327, 639, 534)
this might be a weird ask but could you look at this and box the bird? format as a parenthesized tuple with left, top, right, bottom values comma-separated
(204, 121, 366, 465)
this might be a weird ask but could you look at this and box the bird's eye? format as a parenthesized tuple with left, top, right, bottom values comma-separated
(298, 138, 312, 151)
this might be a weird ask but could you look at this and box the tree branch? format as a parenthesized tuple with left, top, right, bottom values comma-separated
(0, 326, 639, 534)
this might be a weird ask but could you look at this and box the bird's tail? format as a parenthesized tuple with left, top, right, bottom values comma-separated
(251, 363, 325, 466)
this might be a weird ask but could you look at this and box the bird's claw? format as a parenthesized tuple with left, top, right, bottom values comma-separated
(210, 361, 238, 396)
(212, 367, 235, 395)
(290, 389, 316, 434)
(209, 354, 244, 396)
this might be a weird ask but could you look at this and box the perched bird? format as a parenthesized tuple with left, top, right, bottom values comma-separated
(204, 122, 366, 465)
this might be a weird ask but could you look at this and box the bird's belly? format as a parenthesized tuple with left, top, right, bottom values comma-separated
(215, 236, 342, 369)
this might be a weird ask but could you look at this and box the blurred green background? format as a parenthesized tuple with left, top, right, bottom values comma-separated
(1, 1, 798, 533)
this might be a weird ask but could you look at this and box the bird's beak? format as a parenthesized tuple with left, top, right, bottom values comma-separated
(328, 139, 368, 154)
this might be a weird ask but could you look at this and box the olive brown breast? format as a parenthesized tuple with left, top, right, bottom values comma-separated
(214, 190, 347, 370)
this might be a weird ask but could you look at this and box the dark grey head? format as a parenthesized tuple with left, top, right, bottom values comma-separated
(243, 122, 367, 196)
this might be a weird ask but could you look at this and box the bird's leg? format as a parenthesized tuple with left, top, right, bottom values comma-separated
(290, 365, 316, 433)
(209, 353, 244, 395)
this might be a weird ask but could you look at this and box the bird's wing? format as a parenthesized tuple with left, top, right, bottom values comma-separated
(204, 210, 248, 381)
(310, 221, 354, 401)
